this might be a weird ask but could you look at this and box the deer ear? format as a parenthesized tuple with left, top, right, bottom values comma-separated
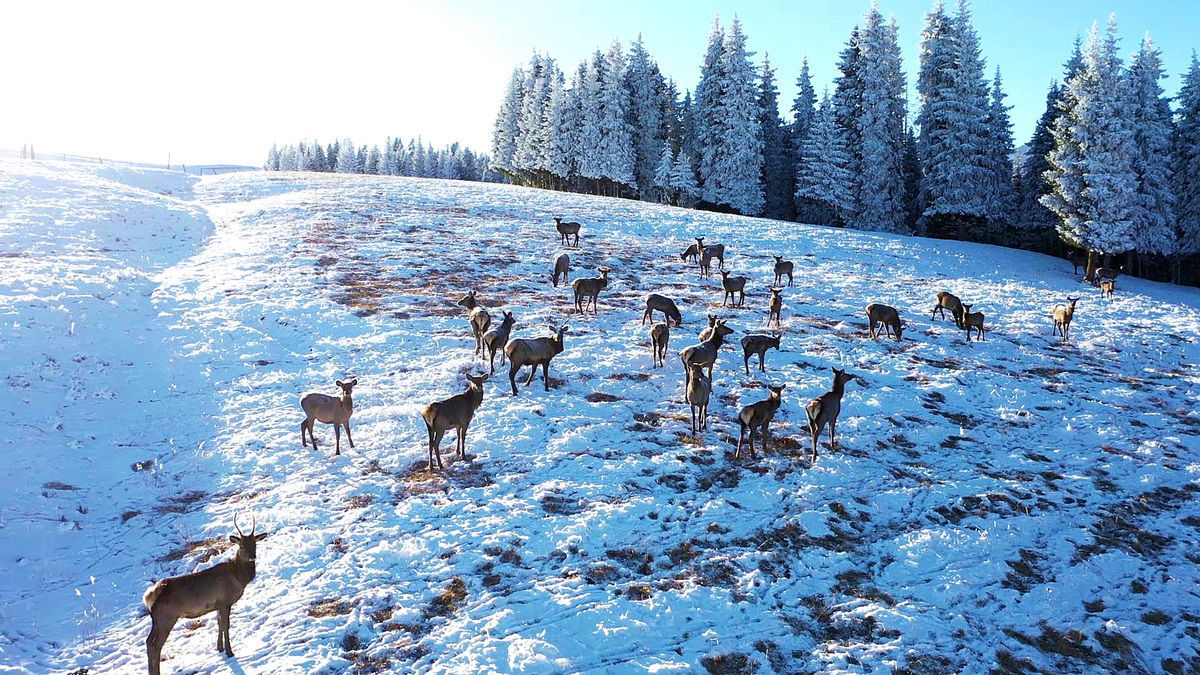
(230, 535, 239, 544)
(255, 532, 268, 541)
(348, 379, 358, 386)
(335, 380, 345, 387)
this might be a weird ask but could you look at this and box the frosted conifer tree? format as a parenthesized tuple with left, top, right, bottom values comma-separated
(694, 16, 726, 199)
(577, 51, 606, 184)
(1019, 82, 1064, 242)
(1173, 54, 1200, 263)
(312, 142, 328, 172)
(832, 26, 864, 217)
(335, 139, 359, 174)
(854, 8, 908, 232)
(1127, 37, 1177, 257)
(790, 57, 817, 163)
(544, 68, 574, 185)
(626, 35, 667, 199)
(678, 91, 700, 182)
(707, 16, 764, 214)
(916, 0, 991, 238)
(654, 145, 674, 203)
(795, 90, 854, 225)
(278, 145, 298, 171)
(491, 66, 525, 175)
(670, 150, 700, 204)
(365, 146, 382, 174)
(758, 54, 792, 220)
(596, 39, 635, 189)
(265, 144, 280, 171)
(1041, 17, 1139, 276)
(983, 68, 1018, 233)
(515, 54, 556, 178)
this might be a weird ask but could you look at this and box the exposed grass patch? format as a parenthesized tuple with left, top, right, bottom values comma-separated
(308, 598, 354, 618)
(423, 577, 468, 620)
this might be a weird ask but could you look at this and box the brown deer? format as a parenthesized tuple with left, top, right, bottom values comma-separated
(553, 217, 581, 248)
(572, 267, 611, 315)
(504, 325, 569, 396)
(735, 384, 786, 458)
(643, 293, 683, 326)
(679, 319, 735, 385)
(962, 304, 985, 342)
(144, 514, 267, 675)
(720, 270, 747, 307)
(1094, 264, 1123, 286)
(767, 287, 783, 326)
(458, 291, 492, 358)
(552, 254, 570, 287)
(693, 237, 725, 270)
(481, 311, 516, 375)
(300, 378, 357, 455)
(421, 372, 489, 470)
(685, 363, 712, 434)
(772, 255, 794, 286)
(865, 303, 904, 341)
(650, 322, 670, 368)
(932, 291, 964, 328)
(1099, 279, 1115, 299)
(698, 247, 713, 279)
(741, 333, 781, 374)
(1068, 251, 1088, 275)
(804, 368, 855, 461)
(1052, 297, 1080, 341)
(698, 313, 718, 341)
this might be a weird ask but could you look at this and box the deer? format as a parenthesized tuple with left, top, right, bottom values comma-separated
(741, 333, 782, 374)
(458, 291, 492, 358)
(481, 311, 516, 375)
(735, 384, 786, 458)
(685, 363, 712, 434)
(1068, 251, 1088, 275)
(679, 319, 735, 386)
(720, 270, 747, 307)
(865, 303, 904, 341)
(698, 248, 713, 279)
(1099, 279, 1115, 299)
(805, 368, 855, 462)
(300, 378, 357, 456)
(421, 372, 489, 470)
(1052, 297, 1080, 341)
(932, 291, 965, 328)
(650, 322, 670, 368)
(699, 313, 718, 341)
(772, 255, 794, 287)
(695, 238, 725, 270)
(144, 514, 267, 675)
(643, 293, 683, 326)
(552, 254, 570, 287)
(962, 304, 985, 342)
(504, 325, 568, 396)
(767, 287, 783, 326)
(572, 266, 611, 315)
(1094, 264, 1123, 286)
(553, 216, 581, 248)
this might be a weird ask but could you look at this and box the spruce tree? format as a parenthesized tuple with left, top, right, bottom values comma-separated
(654, 145, 675, 204)
(694, 16, 726, 200)
(491, 66, 525, 175)
(707, 16, 764, 214)
(335, 139, 358, 174)
(671, 149, 700, 204)
(265, 144, 280, 171)
(795, 90, 854, 226)
(596, 39, 635, 190)
(854, 8, 908, 232)
(1041, 17, 1139, 278)
(984, 67, 1018, 237)
(790, 57, 817, 163)
(1127, 37, 1177, 259)
(626, 35, 667, 199)
(577, 51, 607, 185)
(1019, 81, 1064, 247)
(1174, 54, 1200, 269)
(758, 54, 793, 220)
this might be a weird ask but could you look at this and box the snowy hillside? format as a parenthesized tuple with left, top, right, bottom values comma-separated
(2, 160, 1199, 674)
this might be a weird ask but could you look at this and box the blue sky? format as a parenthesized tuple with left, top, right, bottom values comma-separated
(1, 1, 1196, 166)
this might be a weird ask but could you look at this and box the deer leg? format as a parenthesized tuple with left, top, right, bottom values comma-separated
(427, 425, 437, 469)
(334, 424, 341, 456)
(147, 614, 177, 675)
(830, 418, 838, 452)
(301, 419, 308, 447)
(509, 362, 520, 396)
(525, 363, 537, 386)
(542, 362, 551, 391)
(218, 605, 234, 656)
(735, 423, 745, 458)
(433, 430, 446, 470)
(344, 422, 354, 448)
(759, 353, 766, 372)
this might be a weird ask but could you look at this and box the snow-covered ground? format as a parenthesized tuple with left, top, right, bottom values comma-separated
(2, 160, 1198, 674)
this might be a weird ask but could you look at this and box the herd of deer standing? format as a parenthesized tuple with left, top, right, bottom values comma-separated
(142, 215, 1119, 674)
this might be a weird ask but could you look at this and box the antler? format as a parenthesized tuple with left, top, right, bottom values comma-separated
(234, 512, 244, 537)
(250, 513, 257, 536)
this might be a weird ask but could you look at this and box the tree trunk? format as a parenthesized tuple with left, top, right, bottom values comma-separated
(1084, 250, 1100, 284)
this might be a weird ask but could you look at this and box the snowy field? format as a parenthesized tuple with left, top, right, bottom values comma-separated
(1, 159, 1199, 674)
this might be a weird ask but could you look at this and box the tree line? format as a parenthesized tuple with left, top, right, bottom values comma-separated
(491, 3, 1200, 286)
(264, 137, 498, 184)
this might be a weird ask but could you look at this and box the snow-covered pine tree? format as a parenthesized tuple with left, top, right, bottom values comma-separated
(790, 56, 817, 166)
(356, 146, 369, 174)
(678, 91, 699, 184)
(983, 67, 1018, 239)
(694, 15, 726, 200)
(758, 54, 792, 220)
(491, 66, 525, 177)
(832, 27, 864, 218)
(670, 147, 700, 205)
(1173, 53, 1200, 278)
(1041, 17, 1139, 280)
(654, 144, 675, 204)
(854, 8, 908, 232)
(515, 53, 557, 183)
(544, 67, 574, 188)
(576, 51, 606, 186)
(1018, 81, 1064, 248)
(916, 0, 991, 239)
(795, 89, 854, 226)
(626, 35, 667, 199)
(901, 127, 923, 232)
(1127, 37, 1177, 261)
(326, 142, 339, 172)
(365, 145, 381, 174)
(707, 16, 764, 215)
(265, 144, 280, 171)
(278, 145, 298, 171)
(595, 39, 635, 192)
(662, 78, 682, 156)
(312, 142, 328, 172)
